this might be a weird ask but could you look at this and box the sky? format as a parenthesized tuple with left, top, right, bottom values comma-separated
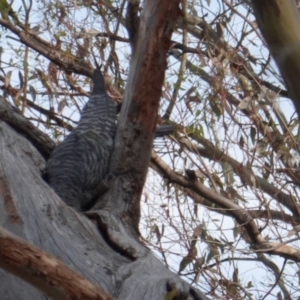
(0, 0, 299, 299)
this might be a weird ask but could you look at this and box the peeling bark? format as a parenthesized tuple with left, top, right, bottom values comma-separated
(98, 1, 181, 232)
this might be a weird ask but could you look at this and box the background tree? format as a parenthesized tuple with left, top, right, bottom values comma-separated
(0, 0, 300, 299)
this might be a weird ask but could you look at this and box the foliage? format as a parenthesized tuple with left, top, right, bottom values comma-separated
(0, 0, 299, 299)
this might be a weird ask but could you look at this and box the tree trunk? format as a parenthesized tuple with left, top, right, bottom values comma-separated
(0, 118, 208, 298)
(250, 0, 300, 115)
(0, 1, 209, 299)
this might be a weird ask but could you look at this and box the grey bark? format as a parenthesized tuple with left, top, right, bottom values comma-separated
(0, 121, 208, 299)
(0, 0, 209, 298)
(0, 1, 296, 298)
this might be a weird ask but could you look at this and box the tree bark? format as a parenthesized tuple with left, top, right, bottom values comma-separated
(0, 226, 113, 300)
(99, 0, 182, 232)
(0, 106, 209, 299)
(0, 1, 209, 299)
(250, 0, 300, 115)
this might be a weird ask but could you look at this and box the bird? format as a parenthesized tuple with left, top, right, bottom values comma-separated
(46, 66, 177, 211)
(46, 67, 117, 211)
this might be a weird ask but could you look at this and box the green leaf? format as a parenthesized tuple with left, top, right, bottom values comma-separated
(56, 31, 67, 37)
(29, 85, 36, 102)
(178, 256, 193, 273)
(250, 127, 256, 144)
(194, 257, 205, 269)
(239, 135, 244, 148)
(18, 70, 23, 88)
(23, 59, 28, 69)
(232, 268, 239, 283)
(212, 173, 223, 190)
(206, 250, 215, 263)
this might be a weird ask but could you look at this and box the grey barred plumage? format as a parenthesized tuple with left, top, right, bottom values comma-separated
(46, 68, 176, 211)
(46, 68, 117, 211)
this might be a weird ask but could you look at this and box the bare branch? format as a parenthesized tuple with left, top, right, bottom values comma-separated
(0, 96, 55, 159)
(0, 18, 91, 76)
(151, 151, 262, 244)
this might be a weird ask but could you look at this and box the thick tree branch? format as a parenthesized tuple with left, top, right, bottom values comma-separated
(185, 189, 295, 225)
(0, 226, 114, 300)
(151, 151, 263, 244)
(125, 0, 140, 51)
(0, 80, 74, 132)
(0, 121, 211, 300)
(179, 135, 300, 218)
(102, 0, 181, 233)
(250, 0, 300, 115)
(151, 150, 300, 262)
(0, 96, 55, 159)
